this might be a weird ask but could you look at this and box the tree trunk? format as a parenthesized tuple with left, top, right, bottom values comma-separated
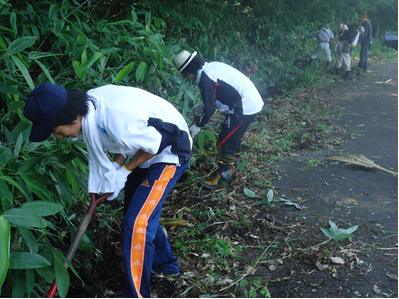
(374, 23, 380, 39)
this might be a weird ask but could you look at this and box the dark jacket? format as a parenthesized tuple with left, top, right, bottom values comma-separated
(339, 29, 359, 44)
(358, 20, 372, 45)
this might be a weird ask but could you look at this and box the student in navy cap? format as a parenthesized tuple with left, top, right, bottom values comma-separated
(23, 83, 192, 298)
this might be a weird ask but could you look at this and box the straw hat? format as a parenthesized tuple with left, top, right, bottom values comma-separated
(173, 50, 197, 73)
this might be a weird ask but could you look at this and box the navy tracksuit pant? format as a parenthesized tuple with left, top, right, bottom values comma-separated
(218, 113, 258, 156)
(121, 161, 189, 298)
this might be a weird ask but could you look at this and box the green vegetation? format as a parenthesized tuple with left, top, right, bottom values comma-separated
(0, 0, 397, 297)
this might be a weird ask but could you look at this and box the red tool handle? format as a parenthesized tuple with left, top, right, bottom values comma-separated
(247, 66, 255, 78)
(47, 193, 111, 298)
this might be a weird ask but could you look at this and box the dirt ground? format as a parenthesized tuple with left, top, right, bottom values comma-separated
(65, 61, 398, 298)
(264, 62, 398, 297)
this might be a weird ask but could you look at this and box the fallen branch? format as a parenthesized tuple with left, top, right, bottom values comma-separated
(327, 154, 398, 177)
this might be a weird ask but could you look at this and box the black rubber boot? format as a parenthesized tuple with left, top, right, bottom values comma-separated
(335, 68, 341, 76)
(201, 156, 234, 189)
(344, 71, 353, 80)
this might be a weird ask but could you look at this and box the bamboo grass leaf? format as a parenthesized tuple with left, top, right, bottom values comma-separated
(53, 251, 70, 298)
(136, 61, 147, 81)
(115, 62, 135, 83)
(7, 36, 37, 55)
(0, 82, 21, 95)
(9, 252, 50, 269)
(34, 59, 55, 84)
(4, 209, 46, 228)
(11, 56, 35, 90)
(0, 216, 10, 287)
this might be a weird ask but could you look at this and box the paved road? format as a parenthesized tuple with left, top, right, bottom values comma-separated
(272, 62, 398, 297)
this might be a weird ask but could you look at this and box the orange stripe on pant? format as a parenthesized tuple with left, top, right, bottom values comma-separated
(129, 165, 176, 298)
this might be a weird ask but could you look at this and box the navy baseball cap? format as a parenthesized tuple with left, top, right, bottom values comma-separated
(23, 83, 67, 142)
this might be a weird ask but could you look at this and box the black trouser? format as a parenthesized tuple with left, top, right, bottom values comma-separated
(218, 113, 258, 157)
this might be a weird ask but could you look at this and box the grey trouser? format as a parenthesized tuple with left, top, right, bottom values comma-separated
(311, 42, 331, 61)
(335, 41, 351, 71)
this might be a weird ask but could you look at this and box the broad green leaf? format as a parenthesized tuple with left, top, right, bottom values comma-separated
(267, 189, 274, 203)
(0, 177, 13, 206)
(198, 131, 204, 153)
(57, 153, 77, 163)
(0, 82, 21, 95)
(17, 156, 44, 173)
(249, 289, 257, 298)
(7, 36, 37, 55)
(145, 11, 152, 25)
(204, 130, 217, 143)
(320, 227, 334, 239)
(35, 266, 54, 284)
(20, 174, 53, 202)
(106, 20, 134, 26)
(332, 232, 354, 241)
(18, 226, 38, 254)
(28, 51, 60, 60)
(100, 47, 121, 55)
(339, 225, 359, 235)
(26, 269, 35, 297)
(135, 61, 147, 81)
(329, 220, 339, 233)
(12, 269, 24, 298)
(9, 252, 51, 269)
(11, 120, 30, 141)
(0, 216, 10, 287)
(0, 26, 13, 34)
(10, 11, 17, 35)
(244, 188, 256, 198)
(11, 56, 35, 90)
(115, 62, 135, 83)
(13, 132, 23, 157)
(34, 59, 55, 84)
(9, 100, 25, 111)
(82, 52, 102, 72)
(72, 60, 83, 79)
(21, 201, 62, 216)
(240, 278, 249, 288)
(53, 251, 70, 298)
(261, 285, 271, 298)
(76, 35, 88, 46)
(4, 209, 46, 228)
(0, 175, 29, 199)
(0, 147, 7, 170)
(236, 161, 247, 170)
(64, 164, 87, 190)
(81, 48, 87, 65)
(51, 168, 73, 200)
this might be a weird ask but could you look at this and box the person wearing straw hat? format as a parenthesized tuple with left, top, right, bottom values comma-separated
(23, 83, 192, 298)
(173, 50, 263, 189)
(357, 11, 372, 72)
